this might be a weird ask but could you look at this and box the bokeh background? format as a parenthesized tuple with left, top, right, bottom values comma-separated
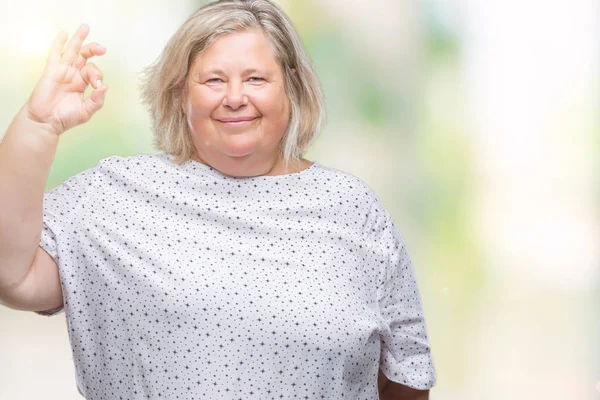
(1, 0, 598, 399)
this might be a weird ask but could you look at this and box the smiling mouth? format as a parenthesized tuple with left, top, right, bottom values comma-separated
(216, 117, 258, 126)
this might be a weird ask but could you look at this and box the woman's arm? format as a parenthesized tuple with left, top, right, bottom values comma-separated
(0, 24, 106, 307)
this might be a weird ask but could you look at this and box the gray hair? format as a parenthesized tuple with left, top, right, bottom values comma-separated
(138, 0, 326, 167)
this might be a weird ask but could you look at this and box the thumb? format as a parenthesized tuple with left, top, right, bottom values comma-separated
(83, 80, 107, 118)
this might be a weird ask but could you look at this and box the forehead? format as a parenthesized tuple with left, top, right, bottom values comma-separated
(192, 29, 280, 72)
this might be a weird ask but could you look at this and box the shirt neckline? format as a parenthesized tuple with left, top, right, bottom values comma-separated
(167, 153, 319, 181)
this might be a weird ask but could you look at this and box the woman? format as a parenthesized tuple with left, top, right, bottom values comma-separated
(0, 0, 436, 399)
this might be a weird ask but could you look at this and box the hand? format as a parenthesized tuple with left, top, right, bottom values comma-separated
(25, 24, 108, 136)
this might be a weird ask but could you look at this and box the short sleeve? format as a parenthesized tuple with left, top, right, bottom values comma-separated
(35, 162, 102, 317)
(373, 206, 436, 390)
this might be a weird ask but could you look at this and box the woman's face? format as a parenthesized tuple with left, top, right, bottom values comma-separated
(182, 28, 291, 177)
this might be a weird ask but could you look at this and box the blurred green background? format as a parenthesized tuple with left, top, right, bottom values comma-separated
(1, 0, 598, 399)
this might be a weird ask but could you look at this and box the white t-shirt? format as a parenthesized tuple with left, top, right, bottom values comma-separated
(37, 152, 436, 399)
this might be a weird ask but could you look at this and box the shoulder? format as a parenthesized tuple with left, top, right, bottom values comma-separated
(313, 162, 382, 204)
(84, 153, 172, 191)
(93, 152, 171, 178)
(313, 162, 392, 230)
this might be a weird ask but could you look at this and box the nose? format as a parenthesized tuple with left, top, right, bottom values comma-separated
(222, 81, 248, 110)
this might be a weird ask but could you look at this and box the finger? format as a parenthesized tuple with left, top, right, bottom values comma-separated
(79, 42, 106, 59)
(62, 24, 90, 65)
(74, 42, 106, 70)
(83, 83, 107, 119)
(46, 31, 68, 66)
(80, 63, 104, 89)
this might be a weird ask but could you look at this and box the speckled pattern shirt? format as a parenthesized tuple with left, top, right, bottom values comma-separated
(37, 152, 436, 399)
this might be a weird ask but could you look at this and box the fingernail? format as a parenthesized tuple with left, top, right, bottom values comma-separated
(96, 79, 102, 88)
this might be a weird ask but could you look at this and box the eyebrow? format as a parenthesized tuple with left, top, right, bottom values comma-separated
(202, 68, 267, 76)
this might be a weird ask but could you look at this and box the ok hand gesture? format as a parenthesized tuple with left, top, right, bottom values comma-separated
(26, 24, 107, 136)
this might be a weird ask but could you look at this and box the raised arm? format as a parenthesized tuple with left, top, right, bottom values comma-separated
(0, 24, 107, 311)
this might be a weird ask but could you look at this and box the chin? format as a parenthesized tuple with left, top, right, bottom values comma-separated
(219, 138, 257, 155)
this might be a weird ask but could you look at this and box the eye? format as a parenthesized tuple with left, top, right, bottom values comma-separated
(206, 78, 223, 83)
(248, 77, 265, 83)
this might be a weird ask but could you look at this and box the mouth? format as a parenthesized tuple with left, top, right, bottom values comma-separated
(216, 117, 259, 126)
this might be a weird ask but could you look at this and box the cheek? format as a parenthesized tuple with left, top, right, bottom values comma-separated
(253, 89, 290, 123)
(188, 90, 220, 118)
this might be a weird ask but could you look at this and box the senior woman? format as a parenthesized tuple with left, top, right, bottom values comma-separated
(0, 0, 436, 399)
